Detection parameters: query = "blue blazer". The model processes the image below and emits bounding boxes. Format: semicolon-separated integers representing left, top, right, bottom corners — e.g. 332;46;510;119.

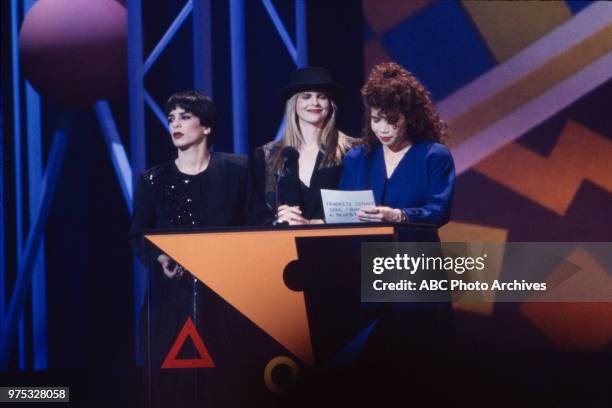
340;142;455;238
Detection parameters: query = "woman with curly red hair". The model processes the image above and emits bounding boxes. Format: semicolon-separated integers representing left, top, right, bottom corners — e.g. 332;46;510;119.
340;62;455;241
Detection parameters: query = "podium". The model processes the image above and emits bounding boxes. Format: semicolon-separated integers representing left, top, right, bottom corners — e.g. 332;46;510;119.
139;223;449;407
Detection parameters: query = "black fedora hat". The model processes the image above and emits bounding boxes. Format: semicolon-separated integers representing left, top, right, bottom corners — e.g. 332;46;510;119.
280;66;342;101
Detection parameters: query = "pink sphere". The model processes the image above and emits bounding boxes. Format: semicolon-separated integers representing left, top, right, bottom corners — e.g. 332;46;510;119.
19;0;127;108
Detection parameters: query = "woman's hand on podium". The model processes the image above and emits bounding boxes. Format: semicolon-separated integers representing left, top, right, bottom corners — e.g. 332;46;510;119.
157;254;185;279
276;205;309;225
357;206;404;223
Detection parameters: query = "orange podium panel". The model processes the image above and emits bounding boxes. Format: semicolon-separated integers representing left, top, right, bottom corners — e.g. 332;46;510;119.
145;225;394;367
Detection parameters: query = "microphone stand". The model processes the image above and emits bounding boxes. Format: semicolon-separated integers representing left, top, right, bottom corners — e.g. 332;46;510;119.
273;165;289;226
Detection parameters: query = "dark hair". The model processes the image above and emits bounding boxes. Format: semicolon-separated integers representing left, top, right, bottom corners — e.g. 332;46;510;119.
165;90;218;144
360;62;447;150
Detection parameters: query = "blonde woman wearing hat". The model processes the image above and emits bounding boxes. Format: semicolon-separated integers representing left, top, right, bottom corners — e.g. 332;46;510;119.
249;66;355;225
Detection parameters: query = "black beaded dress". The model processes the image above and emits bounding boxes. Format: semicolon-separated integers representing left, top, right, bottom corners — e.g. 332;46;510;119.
129;152;247;408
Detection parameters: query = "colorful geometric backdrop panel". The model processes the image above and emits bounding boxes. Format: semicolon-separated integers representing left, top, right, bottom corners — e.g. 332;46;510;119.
364;0;612;352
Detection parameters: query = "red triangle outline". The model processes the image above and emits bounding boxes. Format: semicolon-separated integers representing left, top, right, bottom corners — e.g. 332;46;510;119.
161;317;215;369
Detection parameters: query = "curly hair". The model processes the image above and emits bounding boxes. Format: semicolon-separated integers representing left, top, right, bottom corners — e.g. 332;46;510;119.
360;62;447;149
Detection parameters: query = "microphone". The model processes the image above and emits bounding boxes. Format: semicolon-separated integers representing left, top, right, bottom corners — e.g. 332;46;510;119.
275;147;302;222
281;146;300;169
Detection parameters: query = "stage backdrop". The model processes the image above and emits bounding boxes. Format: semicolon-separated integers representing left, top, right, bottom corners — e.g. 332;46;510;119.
363;0;612;353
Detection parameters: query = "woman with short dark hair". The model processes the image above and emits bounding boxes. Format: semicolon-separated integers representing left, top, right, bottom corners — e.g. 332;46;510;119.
129;90;247;407
131;90;247;273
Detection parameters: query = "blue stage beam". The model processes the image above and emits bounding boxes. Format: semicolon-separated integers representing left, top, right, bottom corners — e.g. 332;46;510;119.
144;91;168;131
193;0;213;96
24;0;48;370
128;0;147;367
262;0;297;65
296;0;307;68
94;102;134;213
272;0;307;142
0;64;5;342
25;82;47;371
128;0;146;184
0;116;72;372
10;0;26;371
5;0;24;341
230;0;248;154
143;0;193;75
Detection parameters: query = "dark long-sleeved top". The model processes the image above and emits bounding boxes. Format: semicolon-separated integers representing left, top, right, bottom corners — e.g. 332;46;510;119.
128;152;248;407
130;152;248;263
340;141;455;241
248;142;345;225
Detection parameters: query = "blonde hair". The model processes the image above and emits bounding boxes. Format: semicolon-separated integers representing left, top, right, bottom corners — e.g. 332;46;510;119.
273;92;349;173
